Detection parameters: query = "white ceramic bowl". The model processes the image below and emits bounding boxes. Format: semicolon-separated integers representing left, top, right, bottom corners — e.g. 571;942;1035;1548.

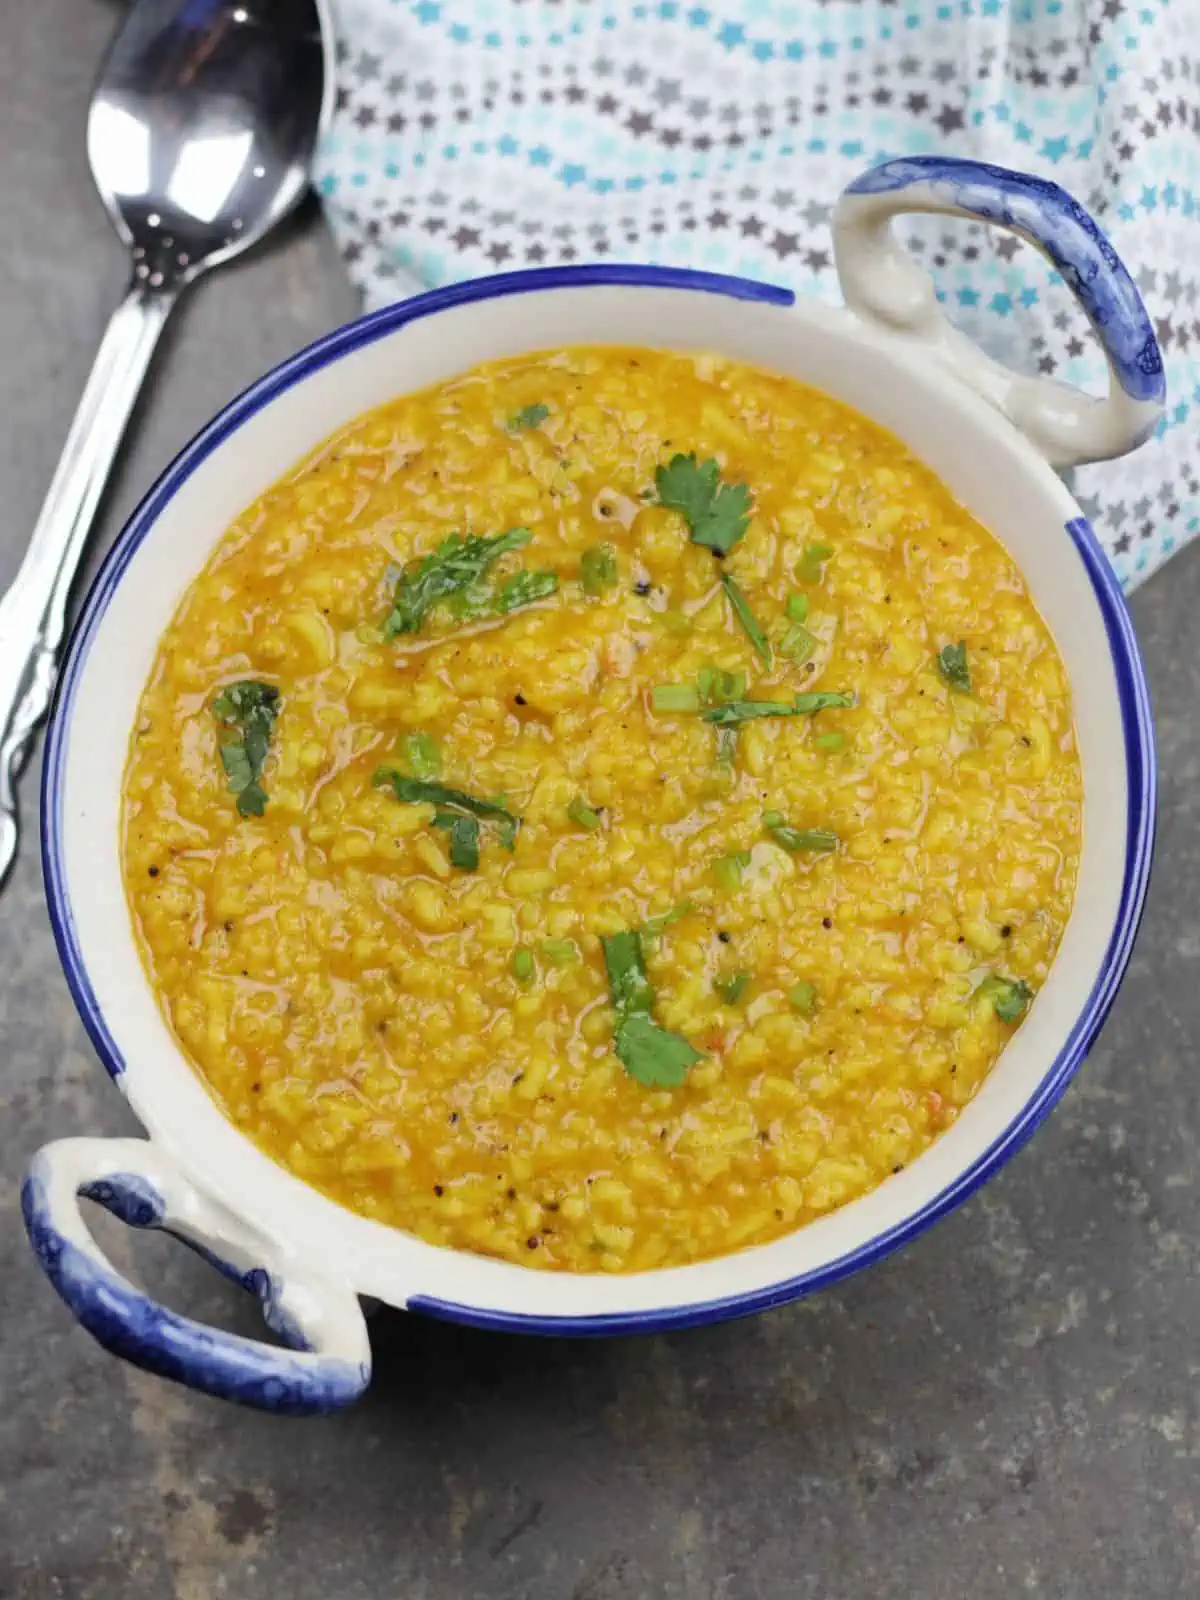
23;158;1162;1414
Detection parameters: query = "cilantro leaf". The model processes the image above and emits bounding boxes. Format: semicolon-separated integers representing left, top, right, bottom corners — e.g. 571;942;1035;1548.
763;817;838;854
791;691;856;715
600;928;702;1088
977;974;1033;1024
698;481;753;555
614;1012;702;1088
699;698;797;725
508;403;550;431
700;691;854;726
374;769;519;870
655;452;752;557
495;569;559;613
719;572;772;669
432;810;481;871
235;781;268;818
383;527;531;637
374;770;517;825
937;641;971;693
211;681;280;818
655;452;719;526
601;929;656;1014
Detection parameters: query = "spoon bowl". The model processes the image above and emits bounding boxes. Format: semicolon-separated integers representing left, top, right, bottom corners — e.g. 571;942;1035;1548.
89;0;331;290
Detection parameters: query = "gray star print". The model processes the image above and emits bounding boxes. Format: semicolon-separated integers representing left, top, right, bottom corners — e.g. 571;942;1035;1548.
317;0;1196;590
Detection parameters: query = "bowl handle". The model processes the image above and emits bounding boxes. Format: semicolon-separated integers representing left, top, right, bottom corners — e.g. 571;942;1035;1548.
831;156;1165;469
22;1136;371;1415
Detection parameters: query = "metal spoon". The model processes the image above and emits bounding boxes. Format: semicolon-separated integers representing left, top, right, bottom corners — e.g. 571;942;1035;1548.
0;0;332;888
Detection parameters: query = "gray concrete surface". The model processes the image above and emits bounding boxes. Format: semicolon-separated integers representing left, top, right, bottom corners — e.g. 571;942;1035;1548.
2;4;1198;1597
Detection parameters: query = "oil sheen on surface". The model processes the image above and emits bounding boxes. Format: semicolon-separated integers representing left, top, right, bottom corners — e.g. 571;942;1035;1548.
121;346;1082;1272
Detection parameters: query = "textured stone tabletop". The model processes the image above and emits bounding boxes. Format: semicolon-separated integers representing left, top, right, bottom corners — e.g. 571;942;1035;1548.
2;6;1198;1597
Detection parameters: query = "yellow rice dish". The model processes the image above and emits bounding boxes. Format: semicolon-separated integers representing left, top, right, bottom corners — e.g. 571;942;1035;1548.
122;346;1081;1272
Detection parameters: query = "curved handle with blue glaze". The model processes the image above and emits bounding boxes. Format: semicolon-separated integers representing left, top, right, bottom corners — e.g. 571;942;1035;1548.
22;1137;371;1415
832;156;1165;469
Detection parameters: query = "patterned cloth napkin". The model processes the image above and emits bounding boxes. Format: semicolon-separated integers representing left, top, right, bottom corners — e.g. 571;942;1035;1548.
315;0;1199;591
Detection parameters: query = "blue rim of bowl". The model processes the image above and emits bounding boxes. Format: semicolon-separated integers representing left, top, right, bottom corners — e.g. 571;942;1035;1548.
41;266;1155;1340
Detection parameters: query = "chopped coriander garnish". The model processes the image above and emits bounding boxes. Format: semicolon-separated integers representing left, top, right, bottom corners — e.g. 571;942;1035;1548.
211;681;280;817
613;1010;702;1088
720;571;772;669
977;973;1033;1023
509;402;550;431
764;814;838;854
602;930;655;1013
655;453;753;557
714;970;750;1005
400;730;441;780
815;730;846;753
792;690;854;715
786;593;809;623
702;698;798;724
700;691;854;726
601;929;702;1088
789;980;819;1015
432;810;480;871
651;683;702;713
796;542;834;583
511;947;535;982
495;569;558;613
713;849;751;892
642;902;693;940
383;527;531;637
373;769;519;864
937;641;971;694
580;542;619;595
373;771;516;826
443;584;492;623
567;795;602;831
540;937;579;964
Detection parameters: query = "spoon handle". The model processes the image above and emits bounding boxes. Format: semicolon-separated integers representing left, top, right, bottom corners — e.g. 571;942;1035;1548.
0;277;179;889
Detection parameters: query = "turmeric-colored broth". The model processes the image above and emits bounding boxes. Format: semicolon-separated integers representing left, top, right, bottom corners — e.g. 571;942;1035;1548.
122;347;1081;1271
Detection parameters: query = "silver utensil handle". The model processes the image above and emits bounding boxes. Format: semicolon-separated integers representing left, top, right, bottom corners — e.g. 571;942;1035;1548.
0;278;178;887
